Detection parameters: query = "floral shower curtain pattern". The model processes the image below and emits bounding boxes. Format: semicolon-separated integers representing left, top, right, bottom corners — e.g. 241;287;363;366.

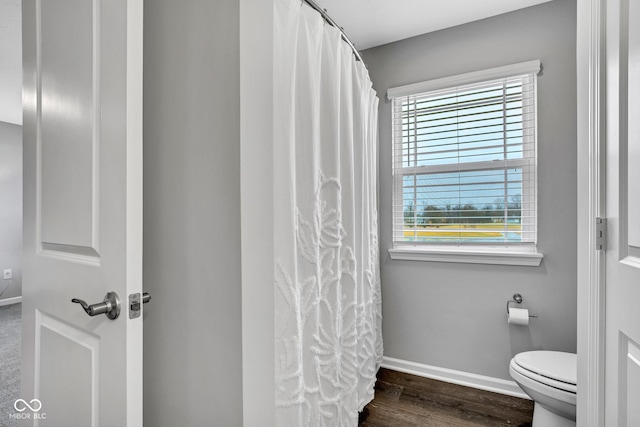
274;0;382;425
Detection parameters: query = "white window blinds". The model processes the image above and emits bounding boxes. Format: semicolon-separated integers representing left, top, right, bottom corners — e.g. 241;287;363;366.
390;64;538;247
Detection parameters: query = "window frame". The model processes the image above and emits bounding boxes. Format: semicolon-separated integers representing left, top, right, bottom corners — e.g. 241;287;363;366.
387;61;543;266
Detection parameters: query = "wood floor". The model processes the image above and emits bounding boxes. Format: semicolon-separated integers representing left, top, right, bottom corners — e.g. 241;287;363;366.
360;368;534;427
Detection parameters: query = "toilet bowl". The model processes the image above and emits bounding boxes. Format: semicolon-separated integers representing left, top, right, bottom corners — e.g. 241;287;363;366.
509;351;577;427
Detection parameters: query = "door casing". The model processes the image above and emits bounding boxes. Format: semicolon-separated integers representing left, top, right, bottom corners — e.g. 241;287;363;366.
577;0;606;425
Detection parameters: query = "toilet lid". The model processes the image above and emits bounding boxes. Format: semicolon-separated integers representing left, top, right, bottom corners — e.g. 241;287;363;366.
513;351;577;386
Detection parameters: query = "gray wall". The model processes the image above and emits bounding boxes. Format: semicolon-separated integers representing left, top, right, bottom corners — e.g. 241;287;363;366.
142;1;242;425
240;0;275;424
362;0;577;380
0;121;22;301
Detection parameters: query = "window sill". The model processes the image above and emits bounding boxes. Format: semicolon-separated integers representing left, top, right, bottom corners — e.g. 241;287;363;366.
388;246;543;267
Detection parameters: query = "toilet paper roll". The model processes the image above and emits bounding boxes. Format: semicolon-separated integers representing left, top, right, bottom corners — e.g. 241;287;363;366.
507;307;530;326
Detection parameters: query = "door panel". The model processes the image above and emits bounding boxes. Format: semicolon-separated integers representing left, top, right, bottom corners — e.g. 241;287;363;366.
39;0;99;260
37;312;97;426
605;0;640;425
21;0;143;425
619;335;640;426
626;0;640;249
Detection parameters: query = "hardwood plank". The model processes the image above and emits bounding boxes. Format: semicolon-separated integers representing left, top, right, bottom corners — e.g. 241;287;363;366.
360;368;533;427
373;380;403;403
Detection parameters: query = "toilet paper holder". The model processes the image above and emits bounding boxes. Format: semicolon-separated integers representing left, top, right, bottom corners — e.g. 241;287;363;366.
506;293;538;318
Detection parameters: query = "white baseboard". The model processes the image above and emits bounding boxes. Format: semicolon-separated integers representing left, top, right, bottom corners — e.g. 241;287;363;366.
381;356;530;400
0;296;22;307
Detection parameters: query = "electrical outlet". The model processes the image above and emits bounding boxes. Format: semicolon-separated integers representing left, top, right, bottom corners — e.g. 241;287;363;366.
3;269;12;280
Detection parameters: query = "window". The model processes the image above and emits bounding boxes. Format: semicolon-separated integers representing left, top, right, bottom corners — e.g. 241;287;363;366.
387;61;543;266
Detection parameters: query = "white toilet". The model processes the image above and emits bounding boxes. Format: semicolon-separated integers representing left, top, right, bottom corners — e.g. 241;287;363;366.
509;351;577;427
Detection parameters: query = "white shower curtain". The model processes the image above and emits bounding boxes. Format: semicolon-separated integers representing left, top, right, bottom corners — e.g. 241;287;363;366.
274;0;382;425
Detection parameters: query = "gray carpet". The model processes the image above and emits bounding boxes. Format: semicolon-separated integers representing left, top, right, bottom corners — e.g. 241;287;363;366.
0;303;21;427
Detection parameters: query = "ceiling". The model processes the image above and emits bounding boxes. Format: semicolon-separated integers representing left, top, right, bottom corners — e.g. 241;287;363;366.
0;0;553;126
314;0;554;51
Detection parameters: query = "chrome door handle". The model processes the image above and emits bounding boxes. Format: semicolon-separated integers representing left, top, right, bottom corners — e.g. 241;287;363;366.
71;291;121;320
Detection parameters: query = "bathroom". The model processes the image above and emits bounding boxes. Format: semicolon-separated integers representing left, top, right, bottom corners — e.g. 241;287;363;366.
145;0;637;423
2;0;638;425
356;0;577;424
363;0;576;383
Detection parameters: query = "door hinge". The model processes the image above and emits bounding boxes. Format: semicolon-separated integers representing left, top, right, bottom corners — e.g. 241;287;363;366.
596;217;607;251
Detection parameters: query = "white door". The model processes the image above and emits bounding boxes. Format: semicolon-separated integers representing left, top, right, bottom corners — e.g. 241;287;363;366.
20;0;143;425
604;0;640;425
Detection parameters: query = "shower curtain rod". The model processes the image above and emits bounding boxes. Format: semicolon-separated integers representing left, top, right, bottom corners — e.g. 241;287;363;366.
302;0;365;65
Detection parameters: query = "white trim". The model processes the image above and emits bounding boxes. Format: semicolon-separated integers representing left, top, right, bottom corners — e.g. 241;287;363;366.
388;246;543;266
576;0;606;426
0;296;22;307
381;356;530;400
125;0;144;425
395;158;531;176
387;60;541;100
